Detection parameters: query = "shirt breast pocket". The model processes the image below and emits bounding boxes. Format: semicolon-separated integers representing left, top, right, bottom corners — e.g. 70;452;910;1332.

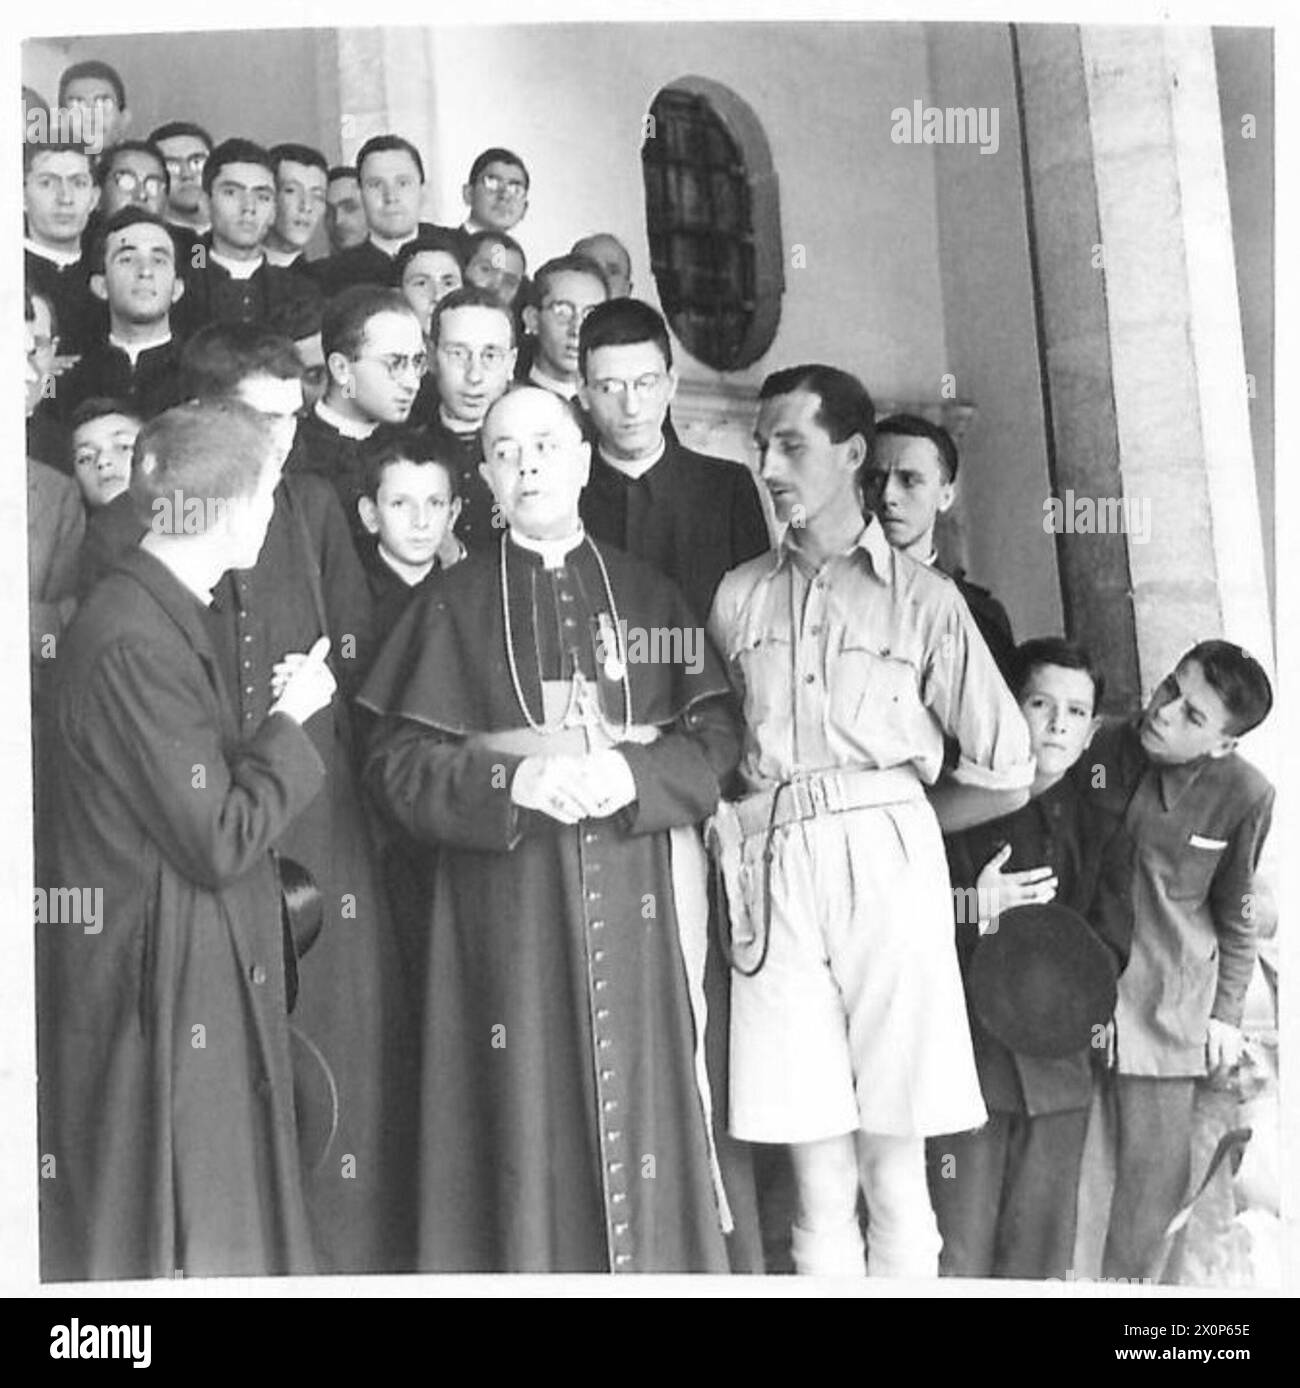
733;633;792;731
1164;835;1228;901
831;643;919;730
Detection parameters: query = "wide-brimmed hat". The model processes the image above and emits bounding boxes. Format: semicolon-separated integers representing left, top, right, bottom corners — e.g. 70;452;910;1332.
968;902;1119;1058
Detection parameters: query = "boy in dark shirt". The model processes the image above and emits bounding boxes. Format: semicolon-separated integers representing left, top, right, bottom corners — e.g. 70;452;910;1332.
1075;640;1274;1280
356;429;464;650
929;637;1133;1279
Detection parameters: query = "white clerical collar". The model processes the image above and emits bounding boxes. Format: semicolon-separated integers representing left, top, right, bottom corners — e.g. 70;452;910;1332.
378;544;435;587
438;406;479;437
25;236;81;269
315;398;378;440
528;363;579;401
210;248;264;279
369;230;416;258
264;244;301;268
110;330;171;366
510;525;585;570
598;437;666;480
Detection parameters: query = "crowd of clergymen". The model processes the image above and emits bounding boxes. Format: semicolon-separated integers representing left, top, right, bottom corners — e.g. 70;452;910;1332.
25;61;1276;1285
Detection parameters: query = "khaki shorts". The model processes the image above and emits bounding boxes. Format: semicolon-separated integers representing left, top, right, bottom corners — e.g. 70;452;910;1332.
728;798;986;1143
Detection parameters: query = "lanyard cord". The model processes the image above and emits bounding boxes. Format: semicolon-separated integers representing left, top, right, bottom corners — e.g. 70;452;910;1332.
500;532;632;738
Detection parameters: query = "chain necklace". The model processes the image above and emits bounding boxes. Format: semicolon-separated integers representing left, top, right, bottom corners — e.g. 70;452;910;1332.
500;531;632;737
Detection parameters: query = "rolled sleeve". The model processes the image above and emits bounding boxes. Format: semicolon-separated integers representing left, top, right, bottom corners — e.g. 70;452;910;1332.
925;594;1034;791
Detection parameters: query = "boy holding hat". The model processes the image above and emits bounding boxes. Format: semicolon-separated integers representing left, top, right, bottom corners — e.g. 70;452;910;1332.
928;637;1134;1280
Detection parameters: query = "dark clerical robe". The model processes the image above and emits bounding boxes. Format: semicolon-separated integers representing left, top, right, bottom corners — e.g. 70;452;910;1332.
57;336;187;422
422;416;500;555
37;548;324;1280
25;247;99;356
69;474;415;1274
309;223;458;297
580;440;770;626
284;407;375;560
360;535;741;1272
175;253;322;343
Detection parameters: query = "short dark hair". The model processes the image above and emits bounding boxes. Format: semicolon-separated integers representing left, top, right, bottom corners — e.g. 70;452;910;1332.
149;120;214;152
578;298;672;379
875;413;959;483
467;147;529;189
759;364;877;456
202;137;274;195
129;399;274;531
23;139;93;176
96;139;169;190
1180;640;1273;737
359;429;458;501
327;164;357;186
396;229;465;280
59;60;126;111
463;228;526;271
1010;637;1105;715
90;206;176;275
532;253;609;304
269;143;329;180
430;285;517;350
322;285;418;361
180;323;304;399
70;396;142;432
356;134;425;184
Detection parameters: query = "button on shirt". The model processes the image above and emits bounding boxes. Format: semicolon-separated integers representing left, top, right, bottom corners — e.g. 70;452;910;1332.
708;519;1033;793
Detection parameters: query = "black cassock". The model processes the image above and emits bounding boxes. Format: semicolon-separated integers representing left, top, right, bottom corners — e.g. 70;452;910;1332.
37;549;324;1280
360;535;742;1272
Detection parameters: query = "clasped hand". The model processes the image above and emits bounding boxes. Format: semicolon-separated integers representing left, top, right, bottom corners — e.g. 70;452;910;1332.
511;751;637;825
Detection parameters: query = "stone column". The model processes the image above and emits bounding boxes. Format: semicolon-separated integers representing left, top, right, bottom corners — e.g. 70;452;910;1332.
1015;24;1271;714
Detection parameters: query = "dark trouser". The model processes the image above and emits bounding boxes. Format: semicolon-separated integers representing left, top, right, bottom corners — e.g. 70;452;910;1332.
1101;1074;1196;1280
927;1109;1090;1280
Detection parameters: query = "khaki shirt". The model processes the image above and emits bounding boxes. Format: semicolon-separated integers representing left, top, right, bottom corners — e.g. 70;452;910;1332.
709;520;1034;795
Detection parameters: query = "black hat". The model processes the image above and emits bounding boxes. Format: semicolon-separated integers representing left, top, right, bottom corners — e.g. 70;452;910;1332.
968;903;1118;1059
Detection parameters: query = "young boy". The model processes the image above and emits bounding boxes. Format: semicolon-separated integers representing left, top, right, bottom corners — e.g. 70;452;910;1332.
69;397;141;510
1078;641;1274;1281
37;399;336;1281
928;637;1134;1279
357;430;464;647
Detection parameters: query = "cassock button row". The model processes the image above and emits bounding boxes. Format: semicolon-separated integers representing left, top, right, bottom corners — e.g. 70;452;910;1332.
592;949;605;963
612;1192;626;1205
614;1254;632;1268
607;1130;622;1142
614;1221;629;1235
591;920;605;931
249;964;267;985
245;685;255;697
584;832;598;845
597;1038;613;1050
608;1160;623;1174
594;979;608;991
804;673;816;684
601;1069;615;1081
596;1008;610;1021
603;1099;617;1113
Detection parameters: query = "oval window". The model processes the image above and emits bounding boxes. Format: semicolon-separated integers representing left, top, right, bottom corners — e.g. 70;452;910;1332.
641;77;783;372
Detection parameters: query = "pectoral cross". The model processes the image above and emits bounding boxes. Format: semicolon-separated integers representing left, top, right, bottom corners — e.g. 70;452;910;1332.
565;670;614;751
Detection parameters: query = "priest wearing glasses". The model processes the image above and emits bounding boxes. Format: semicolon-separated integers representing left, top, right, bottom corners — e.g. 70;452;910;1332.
360;384;743;1273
